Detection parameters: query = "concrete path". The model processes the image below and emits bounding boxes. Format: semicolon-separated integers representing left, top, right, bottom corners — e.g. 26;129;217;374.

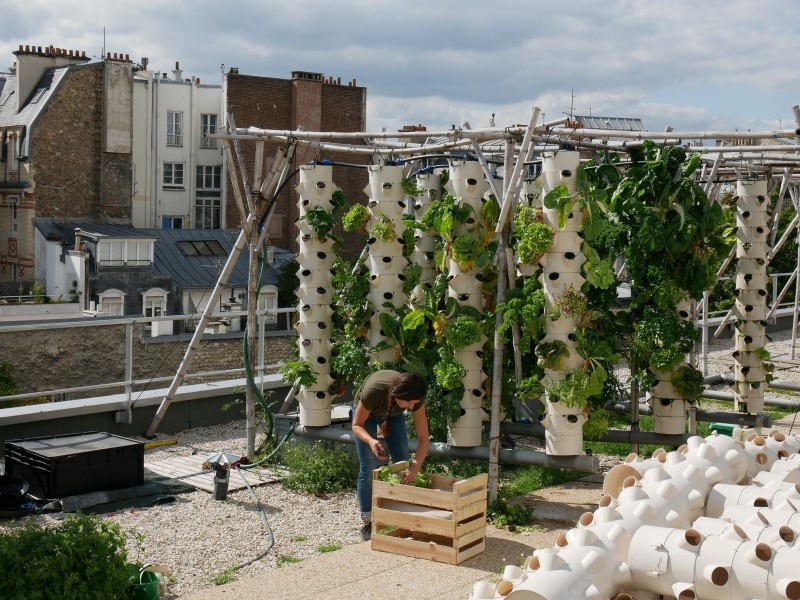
183;475;605;600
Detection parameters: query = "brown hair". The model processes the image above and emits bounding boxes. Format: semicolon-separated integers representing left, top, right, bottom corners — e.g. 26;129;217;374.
389;372;427;401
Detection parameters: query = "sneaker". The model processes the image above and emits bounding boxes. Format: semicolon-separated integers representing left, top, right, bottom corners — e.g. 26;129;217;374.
360;522;372;541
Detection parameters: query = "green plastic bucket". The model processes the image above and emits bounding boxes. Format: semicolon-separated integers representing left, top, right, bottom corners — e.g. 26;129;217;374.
128;564;159;600
709;422;735;437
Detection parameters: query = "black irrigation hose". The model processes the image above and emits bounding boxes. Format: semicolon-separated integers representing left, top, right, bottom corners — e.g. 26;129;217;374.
232;467;275;569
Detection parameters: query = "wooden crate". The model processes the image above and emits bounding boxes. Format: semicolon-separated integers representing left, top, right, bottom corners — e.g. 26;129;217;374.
370;461;488;565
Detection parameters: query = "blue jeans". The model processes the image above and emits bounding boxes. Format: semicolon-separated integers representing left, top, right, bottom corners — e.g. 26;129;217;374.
352;402;410;522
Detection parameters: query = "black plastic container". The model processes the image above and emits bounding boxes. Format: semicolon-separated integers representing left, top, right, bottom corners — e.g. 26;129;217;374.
4;431;144;499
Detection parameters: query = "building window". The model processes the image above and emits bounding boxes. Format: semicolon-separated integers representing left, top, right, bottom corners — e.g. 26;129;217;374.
162;216;184;229
99;289;126;316
163;162;184;189
97;240;125;266
9;196;18;234
195;165;222;229
142;288;168;318
258;288;278;324
96;240;153;266
200;114;218;149
167;111;182;146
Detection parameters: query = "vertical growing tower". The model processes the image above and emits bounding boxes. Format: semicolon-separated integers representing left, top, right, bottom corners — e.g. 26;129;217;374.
445;160;490;447
294;164;337;426
538;151;588;455
365;164;409;364
733;179;771;414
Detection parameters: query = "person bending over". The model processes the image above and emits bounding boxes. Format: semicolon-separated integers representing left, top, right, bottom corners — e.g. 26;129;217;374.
351;370;429;541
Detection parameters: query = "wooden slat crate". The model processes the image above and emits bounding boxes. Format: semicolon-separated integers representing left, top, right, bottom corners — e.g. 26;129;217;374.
370;461;488;565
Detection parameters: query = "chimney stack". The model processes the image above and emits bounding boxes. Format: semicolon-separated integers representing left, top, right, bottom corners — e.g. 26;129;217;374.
173;61;182;81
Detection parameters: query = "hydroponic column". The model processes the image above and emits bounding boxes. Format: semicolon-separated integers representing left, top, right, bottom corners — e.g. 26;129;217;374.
647;298;692;434
409;170;442;304
539;151;587;456
733;179;771;414
365;164;408;364
445;159;489;447
294;164;336;426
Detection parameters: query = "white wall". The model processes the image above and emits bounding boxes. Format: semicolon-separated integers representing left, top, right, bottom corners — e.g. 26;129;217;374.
130;67;223;229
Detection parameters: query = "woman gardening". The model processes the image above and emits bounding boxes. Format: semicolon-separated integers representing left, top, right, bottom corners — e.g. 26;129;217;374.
351;370;429;541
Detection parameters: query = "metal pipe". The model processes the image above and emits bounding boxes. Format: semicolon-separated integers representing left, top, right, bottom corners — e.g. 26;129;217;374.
608;403;772;427
496;420;691;446
549;127;800;141
702;387;800;410
291;425;600;472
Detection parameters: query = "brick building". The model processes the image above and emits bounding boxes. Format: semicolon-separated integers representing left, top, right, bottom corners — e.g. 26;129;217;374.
224;70;368;254
0;44;134;289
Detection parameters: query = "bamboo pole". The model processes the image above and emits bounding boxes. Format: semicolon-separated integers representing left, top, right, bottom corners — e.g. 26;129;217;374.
495;107;541;234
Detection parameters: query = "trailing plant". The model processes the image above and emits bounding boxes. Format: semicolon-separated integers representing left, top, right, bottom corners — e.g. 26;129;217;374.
401;262;422;296
496;278;547;354
331;335;374;392
331;257;372;334
342;204;370;233
671;364;704;403
401;228;415;257
630;308;697;392
401;176;425;197
513;205;554;265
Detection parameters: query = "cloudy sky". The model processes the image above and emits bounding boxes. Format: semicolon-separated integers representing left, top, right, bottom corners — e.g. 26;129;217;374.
2;0;799;134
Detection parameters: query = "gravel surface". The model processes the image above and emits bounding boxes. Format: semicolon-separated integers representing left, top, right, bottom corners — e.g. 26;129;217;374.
3;329;799;597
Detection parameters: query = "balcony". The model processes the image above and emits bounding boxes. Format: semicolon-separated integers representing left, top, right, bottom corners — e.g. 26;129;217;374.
200;137;217;149
167;134;183;147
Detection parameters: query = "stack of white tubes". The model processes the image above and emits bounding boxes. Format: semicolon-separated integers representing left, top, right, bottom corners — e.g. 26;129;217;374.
365;164;408;364
445;160;490;447
537;151;587;455
469;431;800;599
294;164;337;426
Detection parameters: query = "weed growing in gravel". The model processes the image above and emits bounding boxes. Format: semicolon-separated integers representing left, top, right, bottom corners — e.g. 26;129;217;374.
212;566;238;585
276;555;303;567
317;542;342;553
293;535;308;542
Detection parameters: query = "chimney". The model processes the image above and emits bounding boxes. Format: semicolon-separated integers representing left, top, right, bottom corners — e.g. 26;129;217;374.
13;43;90;112
141;57;149;69
172;61;182;81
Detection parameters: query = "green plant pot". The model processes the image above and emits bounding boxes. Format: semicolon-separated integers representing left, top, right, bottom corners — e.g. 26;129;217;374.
128;564;159;600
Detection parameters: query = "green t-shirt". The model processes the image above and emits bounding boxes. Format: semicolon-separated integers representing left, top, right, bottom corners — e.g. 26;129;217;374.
355;370;425;417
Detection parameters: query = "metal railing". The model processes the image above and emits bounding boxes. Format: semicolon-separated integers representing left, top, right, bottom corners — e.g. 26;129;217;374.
0;307;297;408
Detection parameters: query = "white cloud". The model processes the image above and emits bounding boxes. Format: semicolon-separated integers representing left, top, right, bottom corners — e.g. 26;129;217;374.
2;0;798;134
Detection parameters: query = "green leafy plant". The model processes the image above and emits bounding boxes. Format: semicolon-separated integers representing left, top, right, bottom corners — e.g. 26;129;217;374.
376;466;433;488
401;263;422;296
0;513;131;599
342;204;370;233
452;234;482;270
546;367;607;410
278;441;357;494
535;339;570;370
444;315;482;349
212;566;238;585
276;555;303;567
433;349;466;390
513;205;554;265
671;364;704;403
317;543;342;553
300;206;337;239
369;213;397;242
401;177;425;197
553;286;588;319
280;358;317;388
